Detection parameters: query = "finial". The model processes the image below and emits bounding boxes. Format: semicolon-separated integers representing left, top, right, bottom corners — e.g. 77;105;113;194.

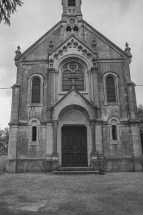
125;42;129;49
15;45;21;60
17;46;21;51
124;42;132;57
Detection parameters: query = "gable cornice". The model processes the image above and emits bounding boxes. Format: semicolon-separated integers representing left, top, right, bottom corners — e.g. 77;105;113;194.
82;20;131;59
16;21;61;62
50;34;96;56
54;88;96;109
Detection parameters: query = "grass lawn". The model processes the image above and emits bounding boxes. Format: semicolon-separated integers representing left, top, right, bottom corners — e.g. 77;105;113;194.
0;172;143;215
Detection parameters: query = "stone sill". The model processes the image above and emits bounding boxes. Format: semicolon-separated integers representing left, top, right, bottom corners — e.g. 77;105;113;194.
28;142;39;146
104;103;121;106
110;140;120;145
27;104;43;107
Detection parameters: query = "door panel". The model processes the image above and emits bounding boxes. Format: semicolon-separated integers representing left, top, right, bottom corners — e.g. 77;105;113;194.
62;126;87;167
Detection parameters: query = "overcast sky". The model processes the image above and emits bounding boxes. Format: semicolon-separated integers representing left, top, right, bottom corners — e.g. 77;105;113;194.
0;0;143;129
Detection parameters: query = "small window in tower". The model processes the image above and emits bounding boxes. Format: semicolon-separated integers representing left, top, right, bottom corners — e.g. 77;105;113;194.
73;26;79;33
66;26;72;32
32;126;37;141
112;125;117;140
68;0;76;6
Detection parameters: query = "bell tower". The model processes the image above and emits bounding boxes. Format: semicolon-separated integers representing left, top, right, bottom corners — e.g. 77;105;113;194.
62;0;82;21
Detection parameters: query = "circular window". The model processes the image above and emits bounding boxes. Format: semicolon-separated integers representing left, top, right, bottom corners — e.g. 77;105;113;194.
69;18;75;24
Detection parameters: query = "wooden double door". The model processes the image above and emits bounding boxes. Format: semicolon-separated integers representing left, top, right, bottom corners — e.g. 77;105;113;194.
62;126;88;167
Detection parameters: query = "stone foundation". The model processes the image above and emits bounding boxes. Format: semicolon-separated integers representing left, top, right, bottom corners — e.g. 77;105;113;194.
105;158;143;172
6;157;143;173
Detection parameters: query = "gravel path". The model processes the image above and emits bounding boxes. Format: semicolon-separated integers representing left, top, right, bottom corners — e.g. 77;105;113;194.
0;172;143;215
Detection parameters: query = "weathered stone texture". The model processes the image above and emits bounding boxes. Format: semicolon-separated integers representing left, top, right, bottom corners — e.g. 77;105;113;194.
7;0;143;173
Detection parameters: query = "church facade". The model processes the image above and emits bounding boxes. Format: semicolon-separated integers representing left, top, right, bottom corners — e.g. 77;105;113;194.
7;0;143;173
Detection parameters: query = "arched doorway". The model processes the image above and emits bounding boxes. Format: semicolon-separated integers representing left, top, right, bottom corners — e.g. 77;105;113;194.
59;108;89;167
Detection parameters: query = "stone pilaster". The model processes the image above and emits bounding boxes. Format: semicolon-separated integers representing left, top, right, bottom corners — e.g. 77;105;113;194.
91;67;100;118
127;81;136;120
87;70;92;102
52;121;59;157
10;84;20;123
6;125;19;173
90;120;97;156
55;70;59;103
51;120;59;170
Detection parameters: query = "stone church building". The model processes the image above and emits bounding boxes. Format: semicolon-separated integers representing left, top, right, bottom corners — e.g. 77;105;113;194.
7;0;143;173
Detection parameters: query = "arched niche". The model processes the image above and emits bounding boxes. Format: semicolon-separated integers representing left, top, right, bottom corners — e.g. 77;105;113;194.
61;109;86;126
58;104;90;124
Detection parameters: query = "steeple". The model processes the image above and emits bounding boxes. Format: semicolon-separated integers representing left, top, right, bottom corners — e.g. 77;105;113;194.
62;0;82;21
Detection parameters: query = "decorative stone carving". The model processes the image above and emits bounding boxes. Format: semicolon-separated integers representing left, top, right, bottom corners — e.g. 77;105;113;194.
51;36;95;61
70;111;78;121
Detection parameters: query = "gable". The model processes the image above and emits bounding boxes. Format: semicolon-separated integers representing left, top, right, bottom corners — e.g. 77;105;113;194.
82;20;129;59
17;19;130;63
53;89;96;120
49;35;96;68
19;22;63;62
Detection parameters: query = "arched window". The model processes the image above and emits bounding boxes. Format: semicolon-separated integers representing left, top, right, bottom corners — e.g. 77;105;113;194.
68;0;76;6
32;126;37;141
108;118;120;145
66;26;72;32
62;62;84;91
106;75;116;103
112;125;117;140
28;118;40;145
32;77;40;103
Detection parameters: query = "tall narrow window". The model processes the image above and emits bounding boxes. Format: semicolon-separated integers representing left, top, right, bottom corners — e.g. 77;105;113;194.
112;125;117;140
32;77;40;103
106;76;116;103
68;0;76;6
32;126;37;141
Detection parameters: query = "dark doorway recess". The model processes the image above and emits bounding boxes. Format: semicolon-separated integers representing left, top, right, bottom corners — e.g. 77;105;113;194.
62;126;88;167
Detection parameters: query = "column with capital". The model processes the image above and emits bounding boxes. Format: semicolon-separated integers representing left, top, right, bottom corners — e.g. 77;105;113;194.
52;120;59;157
87;70;92;102
91;67;100;118
90;120;97;156
55;70;59;103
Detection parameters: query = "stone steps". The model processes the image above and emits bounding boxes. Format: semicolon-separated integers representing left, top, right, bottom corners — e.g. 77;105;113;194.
52;167;100;175
52;170;99;175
